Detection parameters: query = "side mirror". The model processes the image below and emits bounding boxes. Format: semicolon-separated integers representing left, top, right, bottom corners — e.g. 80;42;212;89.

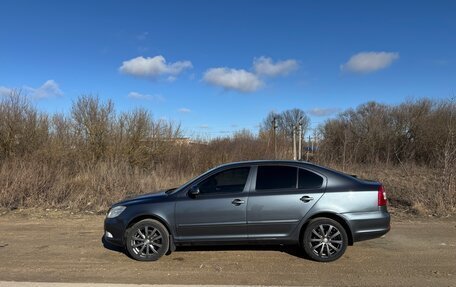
188;186;200;198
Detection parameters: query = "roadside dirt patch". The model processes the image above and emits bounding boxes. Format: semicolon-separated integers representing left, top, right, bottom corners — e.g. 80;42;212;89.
0;211;455;286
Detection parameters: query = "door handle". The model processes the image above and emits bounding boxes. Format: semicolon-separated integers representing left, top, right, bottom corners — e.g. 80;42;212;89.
232;199;245;206
300;195;314;203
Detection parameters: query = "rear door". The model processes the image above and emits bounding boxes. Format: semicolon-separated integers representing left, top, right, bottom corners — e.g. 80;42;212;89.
247;165;326;239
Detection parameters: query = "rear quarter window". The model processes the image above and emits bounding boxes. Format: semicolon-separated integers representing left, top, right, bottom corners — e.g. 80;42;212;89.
298;168;323;189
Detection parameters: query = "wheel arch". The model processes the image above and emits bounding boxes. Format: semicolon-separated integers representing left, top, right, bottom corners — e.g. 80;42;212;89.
300;212;354;246
126;214;173;239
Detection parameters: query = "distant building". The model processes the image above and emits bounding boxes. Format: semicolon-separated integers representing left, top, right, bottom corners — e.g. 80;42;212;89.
140;137;206;146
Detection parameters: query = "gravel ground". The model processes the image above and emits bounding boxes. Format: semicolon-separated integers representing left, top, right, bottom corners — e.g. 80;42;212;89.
0;210;455;286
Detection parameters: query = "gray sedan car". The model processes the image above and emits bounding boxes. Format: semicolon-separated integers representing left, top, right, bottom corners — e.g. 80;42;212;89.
104;160;390;262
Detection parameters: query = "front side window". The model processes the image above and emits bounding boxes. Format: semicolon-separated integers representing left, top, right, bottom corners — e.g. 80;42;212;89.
198;167;250;194
256;166;297;190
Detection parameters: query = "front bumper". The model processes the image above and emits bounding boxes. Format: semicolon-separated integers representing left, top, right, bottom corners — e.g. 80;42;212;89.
103;217;126;247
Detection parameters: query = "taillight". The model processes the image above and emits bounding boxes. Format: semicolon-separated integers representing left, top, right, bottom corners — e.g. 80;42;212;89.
378;185;387;206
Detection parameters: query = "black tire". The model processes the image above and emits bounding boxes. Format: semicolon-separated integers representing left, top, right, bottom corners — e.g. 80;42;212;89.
302;217;348;262
125;219;169;261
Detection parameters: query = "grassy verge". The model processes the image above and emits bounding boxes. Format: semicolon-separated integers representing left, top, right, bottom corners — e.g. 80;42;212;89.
1;159;454;216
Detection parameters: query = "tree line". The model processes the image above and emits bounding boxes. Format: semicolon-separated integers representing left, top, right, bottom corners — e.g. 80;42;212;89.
0;92;454;214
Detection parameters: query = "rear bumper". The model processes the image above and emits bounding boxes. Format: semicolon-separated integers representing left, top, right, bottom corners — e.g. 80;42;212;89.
343;209;391;242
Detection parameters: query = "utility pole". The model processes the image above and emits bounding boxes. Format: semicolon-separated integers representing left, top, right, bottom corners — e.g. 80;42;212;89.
342;129;347;171
313;129;318;161
306;135;311;161
292;125;297;160
311;135;314;158
298;117;303;160
271;117;277;159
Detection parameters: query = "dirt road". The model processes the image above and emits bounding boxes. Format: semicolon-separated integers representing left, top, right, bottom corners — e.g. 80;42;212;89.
0;210;455;286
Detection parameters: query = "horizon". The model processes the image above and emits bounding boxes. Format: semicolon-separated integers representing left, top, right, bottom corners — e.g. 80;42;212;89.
1;0;455;138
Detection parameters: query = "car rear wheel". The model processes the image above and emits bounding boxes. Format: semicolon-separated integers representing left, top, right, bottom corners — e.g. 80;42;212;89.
125;219;169;261
302;218;348;262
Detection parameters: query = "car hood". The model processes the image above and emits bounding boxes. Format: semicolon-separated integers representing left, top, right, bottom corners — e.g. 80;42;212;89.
114;188;176;206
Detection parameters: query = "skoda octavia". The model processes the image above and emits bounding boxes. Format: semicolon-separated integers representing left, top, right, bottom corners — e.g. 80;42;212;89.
104;160;390;262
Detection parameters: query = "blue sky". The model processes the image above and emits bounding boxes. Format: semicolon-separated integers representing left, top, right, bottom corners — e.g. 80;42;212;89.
1;0;455;137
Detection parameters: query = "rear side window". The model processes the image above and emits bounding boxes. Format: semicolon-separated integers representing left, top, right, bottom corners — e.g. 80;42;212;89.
298;169;323;189
256;166;297;190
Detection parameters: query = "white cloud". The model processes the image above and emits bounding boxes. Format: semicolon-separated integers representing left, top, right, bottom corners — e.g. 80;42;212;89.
178;108;191;113
128;91;164;102
0;80;63;99
341;52;399;74
253;57;299;76
308;108;341;117
199;124;210;129
203;68;262;93
25;80;63;99
203;56;298;93
137;32;149;41
137;46;150;52
119;55;193;79
0;86;13;97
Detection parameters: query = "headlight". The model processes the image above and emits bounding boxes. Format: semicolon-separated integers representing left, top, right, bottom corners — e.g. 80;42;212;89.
107;206;126;218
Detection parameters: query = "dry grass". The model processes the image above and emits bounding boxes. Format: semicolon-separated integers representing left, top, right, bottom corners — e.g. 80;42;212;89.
0;159;191;212
0;158;454;216
330;163;456;216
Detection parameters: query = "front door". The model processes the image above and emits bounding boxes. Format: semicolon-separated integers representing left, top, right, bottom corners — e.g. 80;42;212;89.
175;166;251;242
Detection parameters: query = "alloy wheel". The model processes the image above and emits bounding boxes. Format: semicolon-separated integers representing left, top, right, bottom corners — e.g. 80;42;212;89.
130;225;163;257
308;223;343;258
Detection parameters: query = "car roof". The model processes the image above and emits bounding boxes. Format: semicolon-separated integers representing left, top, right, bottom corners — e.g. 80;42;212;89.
217;160;315;168
216;160;354;182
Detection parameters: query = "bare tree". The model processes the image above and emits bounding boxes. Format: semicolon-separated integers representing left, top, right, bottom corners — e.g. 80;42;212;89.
71;95;115;162
0;91;48;159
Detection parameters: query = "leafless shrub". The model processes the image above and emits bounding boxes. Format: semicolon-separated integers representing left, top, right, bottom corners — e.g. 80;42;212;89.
71;95;115;162
0;91;48;160
0;93;454;215
317;98;456;215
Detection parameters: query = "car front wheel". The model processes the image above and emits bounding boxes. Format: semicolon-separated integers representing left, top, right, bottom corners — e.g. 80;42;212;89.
302;218;348;262
125;219;169;261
